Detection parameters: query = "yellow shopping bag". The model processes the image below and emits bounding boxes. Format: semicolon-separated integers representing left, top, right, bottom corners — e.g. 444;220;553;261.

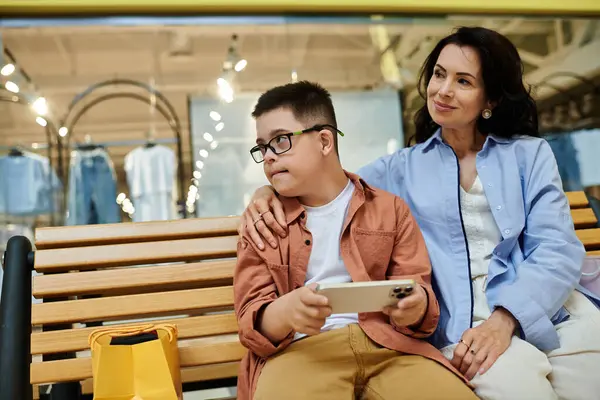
89;323;182;400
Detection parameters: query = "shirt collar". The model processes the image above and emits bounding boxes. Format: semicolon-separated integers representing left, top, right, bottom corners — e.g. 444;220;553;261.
485;134;511;144
421;128;511;152
281;170;373;225
421;128;443;152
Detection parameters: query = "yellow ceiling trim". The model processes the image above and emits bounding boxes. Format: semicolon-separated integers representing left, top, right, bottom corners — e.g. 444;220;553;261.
0;0;599;16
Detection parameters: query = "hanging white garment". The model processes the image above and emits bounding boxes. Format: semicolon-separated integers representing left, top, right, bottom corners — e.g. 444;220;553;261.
124;145;178;222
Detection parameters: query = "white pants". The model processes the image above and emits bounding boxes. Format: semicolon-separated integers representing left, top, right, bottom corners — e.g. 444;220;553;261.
441;291;600;400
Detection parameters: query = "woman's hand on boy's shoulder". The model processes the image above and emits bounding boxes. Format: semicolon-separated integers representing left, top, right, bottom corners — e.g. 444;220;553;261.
238;185;287;250
382;284;428;328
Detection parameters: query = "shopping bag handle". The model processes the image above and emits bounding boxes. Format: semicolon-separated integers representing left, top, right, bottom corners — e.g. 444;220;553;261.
89;323;175;346
582;265;600;278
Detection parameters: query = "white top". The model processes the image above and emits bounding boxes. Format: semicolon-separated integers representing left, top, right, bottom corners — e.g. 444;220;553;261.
460;176;503;326
294;180;358;340
124;145;176;197
124;145;178;222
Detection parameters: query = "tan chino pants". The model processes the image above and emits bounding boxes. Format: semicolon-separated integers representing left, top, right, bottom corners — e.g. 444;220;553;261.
254;324;476;400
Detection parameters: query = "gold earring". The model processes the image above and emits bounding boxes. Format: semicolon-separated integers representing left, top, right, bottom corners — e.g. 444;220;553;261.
482;109;492;119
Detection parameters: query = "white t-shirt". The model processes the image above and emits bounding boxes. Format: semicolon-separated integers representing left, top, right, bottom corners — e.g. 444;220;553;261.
294;180;358;340
124;145;178;222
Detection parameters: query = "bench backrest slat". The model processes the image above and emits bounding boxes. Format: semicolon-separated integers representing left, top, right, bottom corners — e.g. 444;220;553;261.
33;260;235;298
572;208;598;228
567;191;589;209
31;337;245;385
31;286;233;325
34;236;237;273
35;217;239;250
31;314;238;355
576;228;600;250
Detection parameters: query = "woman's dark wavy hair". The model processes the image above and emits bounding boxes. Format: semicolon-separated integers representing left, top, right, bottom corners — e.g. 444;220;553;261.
413;26;539;143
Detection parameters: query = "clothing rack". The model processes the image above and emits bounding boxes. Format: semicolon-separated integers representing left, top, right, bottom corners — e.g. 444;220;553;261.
0;143;50;151
59;80;187;219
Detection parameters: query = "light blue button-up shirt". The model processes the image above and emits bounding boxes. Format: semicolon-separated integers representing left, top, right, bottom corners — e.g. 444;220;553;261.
358;129;594;352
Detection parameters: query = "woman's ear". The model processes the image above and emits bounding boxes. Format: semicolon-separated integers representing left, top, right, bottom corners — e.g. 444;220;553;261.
318;129;335;156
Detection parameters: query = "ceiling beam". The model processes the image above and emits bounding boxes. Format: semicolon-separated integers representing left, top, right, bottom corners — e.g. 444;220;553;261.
526;36;600;100
395;26;424;62
369;21;402;88
570;20;595;48
554;19;565;51
497;18;525;34
518;48;545;66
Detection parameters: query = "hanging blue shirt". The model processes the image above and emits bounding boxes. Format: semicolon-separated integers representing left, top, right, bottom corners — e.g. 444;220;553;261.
358;129;593;352
0;153;61;216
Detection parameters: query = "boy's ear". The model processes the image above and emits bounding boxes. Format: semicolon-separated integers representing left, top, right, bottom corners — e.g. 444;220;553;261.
318;129;335;156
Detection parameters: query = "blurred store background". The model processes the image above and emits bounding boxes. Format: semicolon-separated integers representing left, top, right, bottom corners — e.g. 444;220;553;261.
2;16;599;228
1;4;600;399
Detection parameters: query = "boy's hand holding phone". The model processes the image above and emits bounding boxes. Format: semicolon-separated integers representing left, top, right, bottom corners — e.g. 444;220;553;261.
382;284;428;328
282;283;332;336
258;283;332;344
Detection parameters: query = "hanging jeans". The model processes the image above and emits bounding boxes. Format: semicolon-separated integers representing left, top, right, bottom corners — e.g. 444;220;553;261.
544;134;583;192
67;149;120;225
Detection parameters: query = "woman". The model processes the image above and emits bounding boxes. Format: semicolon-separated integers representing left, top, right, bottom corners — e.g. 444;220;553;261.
240;27;600;399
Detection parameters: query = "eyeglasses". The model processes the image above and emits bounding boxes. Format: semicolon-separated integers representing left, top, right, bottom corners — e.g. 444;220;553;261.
250;124;345;163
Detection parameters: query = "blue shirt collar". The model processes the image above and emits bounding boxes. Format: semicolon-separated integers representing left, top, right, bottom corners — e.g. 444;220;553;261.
421;128;443;151
421;128;511;152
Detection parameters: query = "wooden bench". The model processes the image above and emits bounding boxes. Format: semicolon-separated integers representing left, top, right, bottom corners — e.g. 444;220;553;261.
1;216;243;400
567;191;600;255
1;191;599;400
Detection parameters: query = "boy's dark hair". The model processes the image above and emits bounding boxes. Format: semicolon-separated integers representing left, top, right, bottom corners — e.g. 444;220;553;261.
252;81;339;152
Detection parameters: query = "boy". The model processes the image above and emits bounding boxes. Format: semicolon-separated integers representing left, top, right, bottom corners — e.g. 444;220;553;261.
234;81;475;400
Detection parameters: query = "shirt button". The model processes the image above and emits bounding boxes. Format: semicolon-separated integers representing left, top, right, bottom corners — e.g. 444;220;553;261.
504;229;511;235
305;239;311;246
496;205;502;210
487;183;493;188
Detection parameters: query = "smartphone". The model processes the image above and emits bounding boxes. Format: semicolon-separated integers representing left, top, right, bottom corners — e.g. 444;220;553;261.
315;279;416;314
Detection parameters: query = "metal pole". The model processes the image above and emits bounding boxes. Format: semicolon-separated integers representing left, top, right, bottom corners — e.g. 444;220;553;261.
0;235;34;400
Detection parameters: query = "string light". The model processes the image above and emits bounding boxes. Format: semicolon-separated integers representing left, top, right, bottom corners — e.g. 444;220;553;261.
4;81;19;93
234;59;247;72
32;97;48;116
1;63;15;76
209;111;221;121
